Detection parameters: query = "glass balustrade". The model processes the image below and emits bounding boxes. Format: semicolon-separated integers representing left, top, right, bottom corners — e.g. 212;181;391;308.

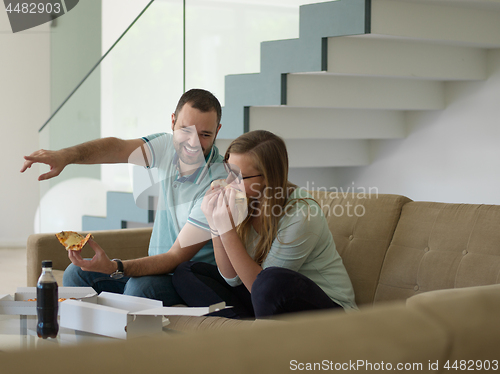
36;0;328;233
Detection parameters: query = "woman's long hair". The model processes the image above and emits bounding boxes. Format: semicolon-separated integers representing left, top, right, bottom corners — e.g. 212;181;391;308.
225;130;297;265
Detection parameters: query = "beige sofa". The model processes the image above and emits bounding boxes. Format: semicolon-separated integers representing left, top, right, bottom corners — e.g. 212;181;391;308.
3;192;499;372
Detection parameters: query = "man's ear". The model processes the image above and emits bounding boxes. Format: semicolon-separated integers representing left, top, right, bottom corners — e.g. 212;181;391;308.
171;113;176;132
215;123;222;138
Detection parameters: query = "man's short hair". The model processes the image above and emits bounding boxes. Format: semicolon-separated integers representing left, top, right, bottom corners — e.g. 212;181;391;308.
174;89;222;125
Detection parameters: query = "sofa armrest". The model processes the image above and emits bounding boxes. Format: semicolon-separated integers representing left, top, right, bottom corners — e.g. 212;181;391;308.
26;227;152;286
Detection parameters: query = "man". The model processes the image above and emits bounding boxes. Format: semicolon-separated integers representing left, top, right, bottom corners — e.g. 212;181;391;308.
21;89;228;306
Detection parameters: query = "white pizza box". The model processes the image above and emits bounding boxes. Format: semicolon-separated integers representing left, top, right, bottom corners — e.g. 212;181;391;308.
60;292;164;339
0;287;97;316
139;302;228;317
60;292;229;339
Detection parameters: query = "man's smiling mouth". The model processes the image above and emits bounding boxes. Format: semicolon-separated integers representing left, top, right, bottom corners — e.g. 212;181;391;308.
184;145;201;155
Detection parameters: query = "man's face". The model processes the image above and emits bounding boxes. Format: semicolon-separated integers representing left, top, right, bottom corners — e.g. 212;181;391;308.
171;103;221;168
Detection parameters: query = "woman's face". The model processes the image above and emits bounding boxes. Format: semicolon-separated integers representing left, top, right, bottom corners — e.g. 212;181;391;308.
226;153;265;199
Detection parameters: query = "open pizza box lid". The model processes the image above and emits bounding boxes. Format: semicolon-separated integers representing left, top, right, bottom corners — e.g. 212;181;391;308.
60;292;228;339
0;287;96;316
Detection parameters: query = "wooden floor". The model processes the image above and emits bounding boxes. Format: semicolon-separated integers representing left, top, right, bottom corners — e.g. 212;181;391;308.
0;248;27;296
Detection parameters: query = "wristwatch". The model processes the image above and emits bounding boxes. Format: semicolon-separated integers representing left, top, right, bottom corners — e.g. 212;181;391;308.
110;259;124;279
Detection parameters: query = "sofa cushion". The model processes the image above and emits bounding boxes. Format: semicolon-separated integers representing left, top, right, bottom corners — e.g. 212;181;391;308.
309;192;411;305
53;269;64;286
375;202;500;303
406;283;500;307
0;302;449;373
406;284;500;360
166;315;256;332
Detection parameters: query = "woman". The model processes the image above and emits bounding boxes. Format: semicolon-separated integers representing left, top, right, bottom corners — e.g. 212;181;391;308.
172;130;357;318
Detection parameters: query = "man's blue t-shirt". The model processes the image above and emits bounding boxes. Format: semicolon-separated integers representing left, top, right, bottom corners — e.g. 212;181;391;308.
141;132;227;264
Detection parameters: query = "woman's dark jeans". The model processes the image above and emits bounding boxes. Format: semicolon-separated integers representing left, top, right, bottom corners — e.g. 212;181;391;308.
172;261;342;319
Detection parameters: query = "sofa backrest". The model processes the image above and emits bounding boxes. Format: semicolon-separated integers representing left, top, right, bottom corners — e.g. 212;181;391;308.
308;191;411;306
374;201;500;304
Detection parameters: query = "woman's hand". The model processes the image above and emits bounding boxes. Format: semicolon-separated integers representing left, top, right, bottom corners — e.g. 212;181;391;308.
67;239;117;274
201;185;223;233
212;187;238;235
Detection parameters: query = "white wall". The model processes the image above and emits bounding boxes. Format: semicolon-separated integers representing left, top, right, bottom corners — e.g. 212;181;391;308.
335;49;500;205
0;12;50;247
289;167;339;190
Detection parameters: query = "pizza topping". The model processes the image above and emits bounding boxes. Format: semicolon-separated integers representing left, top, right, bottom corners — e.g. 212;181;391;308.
55;231;93;251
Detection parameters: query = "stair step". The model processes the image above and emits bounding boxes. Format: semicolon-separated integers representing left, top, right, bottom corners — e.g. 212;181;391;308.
219;0;370;140
370;0;500;48
220;0;500;138
222;73;280;139
215;138;370;168
286;74;444;110
248;107;405;139
259;0;369;75
326;36;487;81
82;191;151;231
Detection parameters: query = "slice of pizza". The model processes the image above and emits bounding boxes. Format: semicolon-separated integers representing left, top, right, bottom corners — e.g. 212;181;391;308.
55;231;93;251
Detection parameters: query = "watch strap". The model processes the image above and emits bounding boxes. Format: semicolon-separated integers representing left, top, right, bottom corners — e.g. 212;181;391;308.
110;259;124;279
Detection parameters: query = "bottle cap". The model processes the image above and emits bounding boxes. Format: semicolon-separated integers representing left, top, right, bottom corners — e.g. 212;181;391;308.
41;260;52;268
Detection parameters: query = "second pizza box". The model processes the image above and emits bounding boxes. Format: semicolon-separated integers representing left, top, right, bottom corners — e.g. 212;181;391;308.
0;287;97;316
60;292;164;339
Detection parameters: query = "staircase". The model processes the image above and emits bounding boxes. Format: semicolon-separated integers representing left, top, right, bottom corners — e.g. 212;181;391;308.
216;0;500;168
84;0;500;228
82;191;154;231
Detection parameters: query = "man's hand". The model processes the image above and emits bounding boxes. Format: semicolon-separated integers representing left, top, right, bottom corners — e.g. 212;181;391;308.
20;149;70;181
20;137;146;182
67;239;117;274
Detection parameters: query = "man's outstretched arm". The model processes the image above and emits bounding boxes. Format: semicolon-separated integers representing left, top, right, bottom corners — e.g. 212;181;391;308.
20;137;146;181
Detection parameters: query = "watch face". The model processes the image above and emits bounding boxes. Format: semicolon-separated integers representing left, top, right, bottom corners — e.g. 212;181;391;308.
110;272;124;280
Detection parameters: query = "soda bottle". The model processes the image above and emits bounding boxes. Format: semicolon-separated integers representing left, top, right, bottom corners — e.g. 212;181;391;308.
36;260;59;339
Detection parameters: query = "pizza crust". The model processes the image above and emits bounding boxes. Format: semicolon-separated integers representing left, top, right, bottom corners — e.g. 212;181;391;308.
55;231;93;251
